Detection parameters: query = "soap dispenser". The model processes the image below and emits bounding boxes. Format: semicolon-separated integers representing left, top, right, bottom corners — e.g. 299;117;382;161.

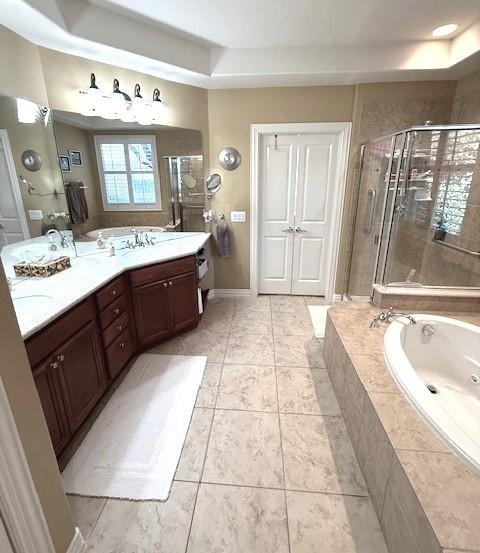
97;231;106;249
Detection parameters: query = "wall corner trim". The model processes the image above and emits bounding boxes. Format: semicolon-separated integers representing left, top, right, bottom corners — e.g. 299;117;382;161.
67;528;88;553
0;377;56;553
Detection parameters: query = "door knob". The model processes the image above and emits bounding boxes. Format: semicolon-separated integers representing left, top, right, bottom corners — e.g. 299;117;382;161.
163;282;168;287
281;227;294;233
50;361;58;370
169;281;173;286
295;226;307;233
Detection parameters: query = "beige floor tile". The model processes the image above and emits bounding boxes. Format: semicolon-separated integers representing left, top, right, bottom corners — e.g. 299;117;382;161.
187;483;289;553
272;310;314;336
271;295;308;313
280;414;367;495
230;309;273;334
224;333;275;365
217;364;278;411
303;296;330;305
276;366;340;415
235;295;271;313
176;329;228;363
287;490;388;553
175;408;214;482
274;335;324;367
87;481;197;553
203;409;284;488
67;495;106;540
195;363;222;408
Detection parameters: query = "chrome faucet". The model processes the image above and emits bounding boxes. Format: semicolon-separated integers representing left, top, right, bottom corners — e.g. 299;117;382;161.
46;228;72;249
370;307;416;328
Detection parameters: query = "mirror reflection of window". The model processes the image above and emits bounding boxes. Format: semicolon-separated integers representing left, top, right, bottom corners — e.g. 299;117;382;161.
432;129;480;236
94;135;161;211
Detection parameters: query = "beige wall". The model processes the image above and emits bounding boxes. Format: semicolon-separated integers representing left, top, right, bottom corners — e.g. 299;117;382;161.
0;261;75;552
207;85;356;289
451;69;480;123
207;81;457;292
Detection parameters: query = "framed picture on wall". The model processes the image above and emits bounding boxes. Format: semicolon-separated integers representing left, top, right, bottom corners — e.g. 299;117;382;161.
59;155;71;172
69;149;82;166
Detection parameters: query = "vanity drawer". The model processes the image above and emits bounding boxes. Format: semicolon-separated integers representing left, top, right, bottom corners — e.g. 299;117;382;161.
99;294;128;330
102;310;129;348
105;326;135;379
96;275;126;311
129;256;196;287
26;297;96;367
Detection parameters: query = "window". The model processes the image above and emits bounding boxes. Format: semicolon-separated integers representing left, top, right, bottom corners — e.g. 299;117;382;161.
432;129;480;235
94;135;162;211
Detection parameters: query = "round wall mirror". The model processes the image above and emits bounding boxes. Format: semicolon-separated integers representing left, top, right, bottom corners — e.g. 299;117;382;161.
21;149;43;172
206;173;222;196
219;147;241;171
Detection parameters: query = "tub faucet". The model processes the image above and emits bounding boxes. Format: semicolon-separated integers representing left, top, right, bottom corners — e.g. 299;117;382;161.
370;307;416;328
46;229;72;249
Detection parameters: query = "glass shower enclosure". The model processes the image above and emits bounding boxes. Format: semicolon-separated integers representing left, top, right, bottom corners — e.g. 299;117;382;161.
348;124;480;299
164;155;205;231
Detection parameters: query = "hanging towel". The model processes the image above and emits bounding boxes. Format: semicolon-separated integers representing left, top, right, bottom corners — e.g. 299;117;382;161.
65;181;89;224
216;219;231;257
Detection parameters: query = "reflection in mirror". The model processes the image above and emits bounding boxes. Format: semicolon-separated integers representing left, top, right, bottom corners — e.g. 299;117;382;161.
0;94;74;274
51;110;205;253
206;172;222;197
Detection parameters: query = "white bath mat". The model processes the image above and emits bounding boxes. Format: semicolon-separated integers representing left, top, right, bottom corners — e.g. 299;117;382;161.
308;305;332;338
62;353;206;501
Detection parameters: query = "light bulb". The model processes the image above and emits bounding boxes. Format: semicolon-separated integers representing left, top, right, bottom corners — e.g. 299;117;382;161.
17;98;38;123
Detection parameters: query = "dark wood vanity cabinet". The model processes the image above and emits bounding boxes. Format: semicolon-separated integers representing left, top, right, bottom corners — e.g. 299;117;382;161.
130;256;199;349
26;254;200;458
26;297;107;456
33;358;70;456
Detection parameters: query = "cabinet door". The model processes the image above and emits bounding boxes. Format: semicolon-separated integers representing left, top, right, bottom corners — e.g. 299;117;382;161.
33;358;71;456
167;272;199;334
57;321;106;433
132;280;171;348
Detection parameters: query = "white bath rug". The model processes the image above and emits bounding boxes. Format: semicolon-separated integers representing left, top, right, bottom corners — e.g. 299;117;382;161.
308;305;332;338
62;353;206;501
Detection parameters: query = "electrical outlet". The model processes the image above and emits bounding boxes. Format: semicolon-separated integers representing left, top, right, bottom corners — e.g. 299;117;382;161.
230;211;246;222
28;210;43;220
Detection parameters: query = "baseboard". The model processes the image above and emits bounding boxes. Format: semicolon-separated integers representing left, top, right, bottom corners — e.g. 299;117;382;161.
67;528;87;553
208;289;250;298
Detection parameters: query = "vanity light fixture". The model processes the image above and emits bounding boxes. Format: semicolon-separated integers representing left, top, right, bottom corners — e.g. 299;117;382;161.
432;23;458;37
79;74;163;125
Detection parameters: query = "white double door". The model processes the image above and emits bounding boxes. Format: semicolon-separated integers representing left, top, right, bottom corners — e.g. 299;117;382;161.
259;131;340;296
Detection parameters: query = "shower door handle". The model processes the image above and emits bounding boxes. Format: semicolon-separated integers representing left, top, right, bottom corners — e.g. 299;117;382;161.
365;188;376;234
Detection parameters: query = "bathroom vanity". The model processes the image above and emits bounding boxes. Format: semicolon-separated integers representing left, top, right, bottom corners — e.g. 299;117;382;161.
17;233;209;458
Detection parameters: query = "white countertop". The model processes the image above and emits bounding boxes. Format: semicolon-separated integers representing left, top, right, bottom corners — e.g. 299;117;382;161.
4;232;211;340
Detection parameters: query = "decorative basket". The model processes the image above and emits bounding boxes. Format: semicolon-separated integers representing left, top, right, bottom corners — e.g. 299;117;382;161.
13;256;71;278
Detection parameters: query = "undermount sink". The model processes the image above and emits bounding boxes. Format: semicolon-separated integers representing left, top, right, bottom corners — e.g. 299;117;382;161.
12;294;53;313
8;243;49;262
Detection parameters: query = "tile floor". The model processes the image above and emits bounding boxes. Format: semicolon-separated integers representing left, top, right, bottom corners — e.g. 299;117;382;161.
67;295;389;553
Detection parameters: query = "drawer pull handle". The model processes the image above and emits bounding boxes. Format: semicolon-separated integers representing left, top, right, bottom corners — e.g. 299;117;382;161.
113;308;120;315
115;325;123;332
111;289;117;296
50;361;58;370
57;354;65;362
119;342;126;349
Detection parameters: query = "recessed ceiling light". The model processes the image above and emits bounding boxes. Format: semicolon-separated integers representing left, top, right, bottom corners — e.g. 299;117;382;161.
432;23;458;38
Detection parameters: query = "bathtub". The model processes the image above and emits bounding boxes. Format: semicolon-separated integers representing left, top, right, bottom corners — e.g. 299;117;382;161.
384;314;480;474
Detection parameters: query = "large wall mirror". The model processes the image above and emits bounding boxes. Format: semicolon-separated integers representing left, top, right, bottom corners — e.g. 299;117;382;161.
0;94;73;270
52;110;206;248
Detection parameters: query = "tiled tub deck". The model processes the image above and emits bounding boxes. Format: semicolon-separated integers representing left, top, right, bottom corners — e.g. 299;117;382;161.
324;303;480;553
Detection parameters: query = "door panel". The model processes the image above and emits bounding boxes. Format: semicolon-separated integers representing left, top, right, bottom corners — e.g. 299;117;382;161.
292;134;339;295
168;272;198;334
132;280;171;348
57;321;106;433
259;135;297;294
